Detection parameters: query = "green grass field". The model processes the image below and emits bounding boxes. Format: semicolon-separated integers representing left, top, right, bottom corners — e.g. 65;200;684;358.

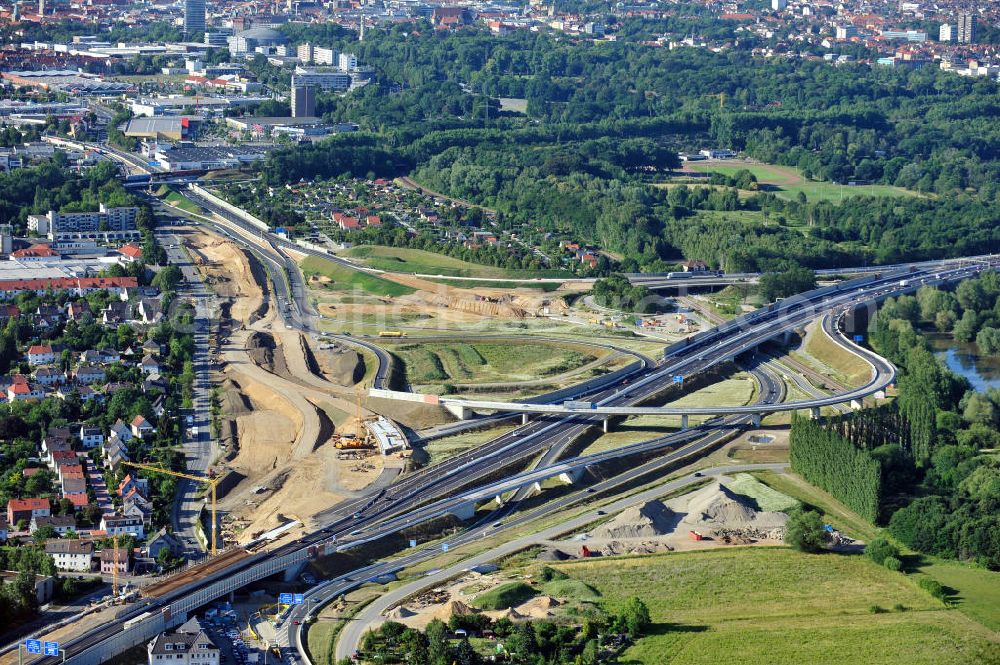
392;341;599;385
472;582;538;610
163;191;203;214
552;548;999;665
346;245;571;279
688;162;917;203
725;472;800;512
915;558;1000;632
301;255;415;297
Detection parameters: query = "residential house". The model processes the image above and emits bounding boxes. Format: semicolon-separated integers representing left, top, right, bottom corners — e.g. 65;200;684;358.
48;451;78;474
35;304;62;320
138;299;162;324
44;539;94;572
131;415;154;439
141;339;162;356
79;426;104;449
80;349;119;365
60;476;87;503
101;301;130;326
143;374;168;394
104;444;130;473
110;419;133;443
7;498;50;526
139;355;161;375
117;474;150;499
145;528;183;560
34;367;62;386
66;300;92;321
147;618;220;665
26;344;54;365
8;380;44;401
74;365;106;385
100;515;144;539
681;259;710;273
30;514;76;536
98;547;132;574
123;489;153;526
118;243;143;263
56;384;99;403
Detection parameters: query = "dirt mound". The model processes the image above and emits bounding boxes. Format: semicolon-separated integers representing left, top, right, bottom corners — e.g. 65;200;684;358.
247;332;276;370
316;342;365;386
388;606;415;620
515;596;559;618
686;484;758;525
675;482;789;530
433;600;475;621
220;378;252;416
488;607;524;621
592;500;677;540
537;548;573;561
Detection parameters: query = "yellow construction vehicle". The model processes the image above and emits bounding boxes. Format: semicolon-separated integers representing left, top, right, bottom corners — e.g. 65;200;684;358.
333;386;372;450
378;331;404;338
122;461;224;555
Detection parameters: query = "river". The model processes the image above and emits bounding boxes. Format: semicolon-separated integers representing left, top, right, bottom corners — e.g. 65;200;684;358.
928;333;1000;392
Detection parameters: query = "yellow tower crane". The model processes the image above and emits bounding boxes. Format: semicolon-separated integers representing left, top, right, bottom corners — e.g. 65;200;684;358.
122;461;223;556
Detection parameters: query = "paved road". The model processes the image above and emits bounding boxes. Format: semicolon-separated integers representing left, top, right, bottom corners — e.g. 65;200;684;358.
158;225;220;556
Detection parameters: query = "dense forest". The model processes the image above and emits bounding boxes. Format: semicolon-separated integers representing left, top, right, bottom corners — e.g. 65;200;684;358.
255;25;1000;272
791;273;1000;569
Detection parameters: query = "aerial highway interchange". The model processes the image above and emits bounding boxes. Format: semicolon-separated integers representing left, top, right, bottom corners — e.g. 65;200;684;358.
12;167;997;665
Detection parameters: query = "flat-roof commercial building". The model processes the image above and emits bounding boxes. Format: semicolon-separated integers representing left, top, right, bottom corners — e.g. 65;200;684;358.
124;116;200;141
0;70;131;95
153;143;270;172
131;96;269;118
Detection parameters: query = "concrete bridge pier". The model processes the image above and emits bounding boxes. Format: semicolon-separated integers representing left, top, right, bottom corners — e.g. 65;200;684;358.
810;406;821;420
850;399;863;410
750;413;762;428
783;329;793;345
522;413;530;425
557;468;585;484
680;414;689;430
602;418;610;433
444;403;470;420
450;501;478;521
283;561;307;583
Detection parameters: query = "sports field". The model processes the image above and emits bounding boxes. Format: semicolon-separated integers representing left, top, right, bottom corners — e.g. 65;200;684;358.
687;162;917;203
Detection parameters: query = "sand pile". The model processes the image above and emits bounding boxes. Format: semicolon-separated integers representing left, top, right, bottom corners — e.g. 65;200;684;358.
537;548;573;561
487;607;524;622
434;600;475;621
592;500;677;540
515;596;559;618
672;482;789;530
388;606;415;620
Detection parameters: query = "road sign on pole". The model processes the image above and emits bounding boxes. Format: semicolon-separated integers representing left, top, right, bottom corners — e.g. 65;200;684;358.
43;642;59;657
673;375;684;384
293;594;305;605
853;335;864;342
279;593;293;604
409;539;417;548
25;640;41;655
442;543;449;552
